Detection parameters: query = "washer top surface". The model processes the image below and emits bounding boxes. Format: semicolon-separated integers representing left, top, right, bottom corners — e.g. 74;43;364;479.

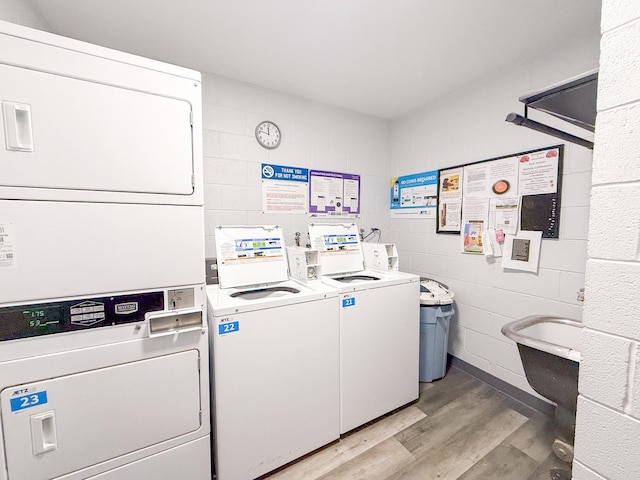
207;279;338;316
308;223;418;292
320;268;418;293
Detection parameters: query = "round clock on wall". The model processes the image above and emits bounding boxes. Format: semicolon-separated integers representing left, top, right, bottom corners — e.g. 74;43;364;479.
255;120;281;149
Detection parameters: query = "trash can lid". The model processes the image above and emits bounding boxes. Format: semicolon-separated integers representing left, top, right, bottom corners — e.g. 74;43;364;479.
420;278;454;305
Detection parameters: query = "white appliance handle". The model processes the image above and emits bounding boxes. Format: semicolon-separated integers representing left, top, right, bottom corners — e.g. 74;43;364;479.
30;410;58;455
2;101;34;152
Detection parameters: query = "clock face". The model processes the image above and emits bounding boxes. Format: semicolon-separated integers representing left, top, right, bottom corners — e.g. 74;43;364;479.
255;121;281;149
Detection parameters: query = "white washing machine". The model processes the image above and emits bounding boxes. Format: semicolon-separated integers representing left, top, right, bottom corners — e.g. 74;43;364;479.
0;21;210;480
308;223;420;434
208;226;340;480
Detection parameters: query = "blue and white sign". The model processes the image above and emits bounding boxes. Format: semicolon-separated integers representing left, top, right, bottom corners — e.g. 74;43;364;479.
261;163;309;214
10;391;48;412
390;170;438;218
218;321;240;335
261;164;309;182
342;297;356;308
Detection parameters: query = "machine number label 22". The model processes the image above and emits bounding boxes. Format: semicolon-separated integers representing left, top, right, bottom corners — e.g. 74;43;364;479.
342;298;356;308
218;321;240;335
10;391;48;412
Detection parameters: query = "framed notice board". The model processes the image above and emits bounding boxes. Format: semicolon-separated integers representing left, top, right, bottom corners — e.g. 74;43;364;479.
436;145;563;239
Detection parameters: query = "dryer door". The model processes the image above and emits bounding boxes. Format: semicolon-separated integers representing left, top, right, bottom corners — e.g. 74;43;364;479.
0;350;202;480
0;64;194;198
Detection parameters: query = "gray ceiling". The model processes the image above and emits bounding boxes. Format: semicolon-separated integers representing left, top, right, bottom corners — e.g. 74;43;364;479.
34;0;602;119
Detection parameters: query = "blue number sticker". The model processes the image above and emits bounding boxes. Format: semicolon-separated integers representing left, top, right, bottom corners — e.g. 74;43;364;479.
342;297;356;308
218;321;239;335
10;391;48;412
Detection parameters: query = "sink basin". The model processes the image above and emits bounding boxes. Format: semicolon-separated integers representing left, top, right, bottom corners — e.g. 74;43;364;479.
501;315;582;409
502;315;582;476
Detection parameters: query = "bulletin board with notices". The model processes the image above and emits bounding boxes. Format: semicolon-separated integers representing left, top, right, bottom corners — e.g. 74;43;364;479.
436;145;564;246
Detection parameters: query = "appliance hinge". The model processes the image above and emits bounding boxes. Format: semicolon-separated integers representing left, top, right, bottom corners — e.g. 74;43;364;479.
190;110;193;127
191;174;196;188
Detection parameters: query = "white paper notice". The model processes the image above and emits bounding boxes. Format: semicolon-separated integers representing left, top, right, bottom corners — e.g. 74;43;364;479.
344;179;360;212
0;223;16;268
262;181;308;214
461;197;489;225
489;197;520;235
488;157;518;196
485;228;504;258
518;149;559;195
502;231;542;273
438;167;463;232
463;163;489;195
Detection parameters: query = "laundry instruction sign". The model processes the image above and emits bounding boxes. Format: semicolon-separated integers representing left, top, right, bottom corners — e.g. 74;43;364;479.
261;163;309;214
309;170;360;217
389;171;438;218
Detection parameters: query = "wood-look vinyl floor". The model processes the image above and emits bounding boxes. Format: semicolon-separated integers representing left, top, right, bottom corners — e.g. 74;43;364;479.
264;366;567;480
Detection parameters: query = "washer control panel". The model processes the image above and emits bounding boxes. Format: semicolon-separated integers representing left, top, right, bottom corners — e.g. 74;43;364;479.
0;291;164;341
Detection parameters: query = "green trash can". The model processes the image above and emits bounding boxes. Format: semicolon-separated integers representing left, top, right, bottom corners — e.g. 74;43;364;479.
419;279;455;382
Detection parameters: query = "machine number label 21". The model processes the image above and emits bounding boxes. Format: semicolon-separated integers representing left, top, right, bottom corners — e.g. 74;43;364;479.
218;321;240;335
10;391;48;412
342;297;356;308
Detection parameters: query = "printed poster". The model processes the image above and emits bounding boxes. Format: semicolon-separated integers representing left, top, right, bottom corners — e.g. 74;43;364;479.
438;167;463;232
261;164;309;214
390;170;438;218
309;170;360;217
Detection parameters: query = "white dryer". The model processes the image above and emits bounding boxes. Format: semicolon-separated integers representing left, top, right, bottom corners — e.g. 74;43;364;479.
308;223;420;434
0;289;211;480
208;225;339;480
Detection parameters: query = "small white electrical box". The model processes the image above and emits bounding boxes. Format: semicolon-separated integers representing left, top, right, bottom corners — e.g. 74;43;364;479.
361;243;399;271
286;246;322;283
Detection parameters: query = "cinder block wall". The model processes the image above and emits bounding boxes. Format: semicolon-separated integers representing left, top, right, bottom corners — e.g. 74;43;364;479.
200;74;392;257
389;29;600;398
573;2;640;479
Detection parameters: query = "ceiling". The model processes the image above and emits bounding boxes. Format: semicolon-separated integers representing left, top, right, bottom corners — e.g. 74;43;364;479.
33;0;601;119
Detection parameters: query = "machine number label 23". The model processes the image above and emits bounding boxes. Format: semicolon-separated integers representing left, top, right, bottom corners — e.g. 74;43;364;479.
10;391;48;412
218;321;240;335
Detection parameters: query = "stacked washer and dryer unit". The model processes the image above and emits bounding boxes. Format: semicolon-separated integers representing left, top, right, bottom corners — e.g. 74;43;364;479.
0;22;211;480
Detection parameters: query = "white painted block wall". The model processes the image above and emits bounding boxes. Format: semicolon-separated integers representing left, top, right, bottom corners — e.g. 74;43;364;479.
574;2;640;478
389;30;600;398
200;74;391;257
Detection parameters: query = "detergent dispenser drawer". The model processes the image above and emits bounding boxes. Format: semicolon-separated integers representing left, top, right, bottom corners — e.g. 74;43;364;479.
0;350;202;480
0;64;194;197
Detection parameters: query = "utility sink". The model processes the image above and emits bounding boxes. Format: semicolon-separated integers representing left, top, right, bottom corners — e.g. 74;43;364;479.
502;315;583;480
502;315;581;409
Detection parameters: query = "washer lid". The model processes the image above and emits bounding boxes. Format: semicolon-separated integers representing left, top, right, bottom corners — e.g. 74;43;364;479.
215;225;289;288
308;223;364;275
